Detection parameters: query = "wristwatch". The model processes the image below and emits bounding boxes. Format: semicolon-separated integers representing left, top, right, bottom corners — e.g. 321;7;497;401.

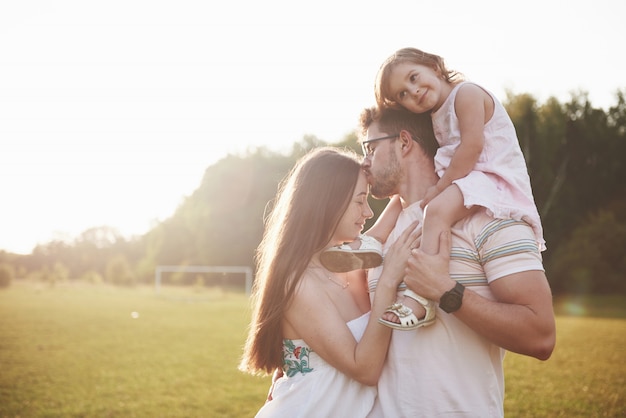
439;282;465;313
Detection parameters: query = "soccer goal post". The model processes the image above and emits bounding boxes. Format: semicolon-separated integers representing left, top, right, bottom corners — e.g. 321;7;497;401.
154;265;253;295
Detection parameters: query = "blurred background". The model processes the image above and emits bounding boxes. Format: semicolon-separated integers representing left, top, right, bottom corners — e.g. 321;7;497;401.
1;0;625;295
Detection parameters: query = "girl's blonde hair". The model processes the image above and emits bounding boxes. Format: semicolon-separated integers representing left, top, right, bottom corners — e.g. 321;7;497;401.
239;147;362;376
375;47;464;110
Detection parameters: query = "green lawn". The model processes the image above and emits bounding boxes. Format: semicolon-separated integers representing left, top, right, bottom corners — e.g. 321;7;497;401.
0;282;624;417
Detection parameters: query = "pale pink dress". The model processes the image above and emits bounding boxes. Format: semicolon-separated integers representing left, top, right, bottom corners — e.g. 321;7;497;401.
431;81;546;251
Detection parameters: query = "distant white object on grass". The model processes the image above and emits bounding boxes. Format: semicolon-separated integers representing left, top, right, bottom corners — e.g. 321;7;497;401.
130;311;140;319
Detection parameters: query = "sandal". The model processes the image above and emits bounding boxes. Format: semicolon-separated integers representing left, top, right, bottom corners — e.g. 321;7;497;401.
320;235;383;273
378;289;437;330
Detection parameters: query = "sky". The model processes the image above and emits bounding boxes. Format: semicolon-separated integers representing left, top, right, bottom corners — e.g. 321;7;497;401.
1;0;624;254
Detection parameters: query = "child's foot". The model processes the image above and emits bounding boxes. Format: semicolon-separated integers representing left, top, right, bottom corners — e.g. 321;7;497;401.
320;235;383;273
378;289;436;330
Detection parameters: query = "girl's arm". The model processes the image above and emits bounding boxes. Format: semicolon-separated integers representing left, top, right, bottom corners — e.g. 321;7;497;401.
364;194;402;244
436;83;488;191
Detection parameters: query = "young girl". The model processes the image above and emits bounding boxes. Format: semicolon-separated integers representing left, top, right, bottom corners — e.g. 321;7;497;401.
322;47;545;330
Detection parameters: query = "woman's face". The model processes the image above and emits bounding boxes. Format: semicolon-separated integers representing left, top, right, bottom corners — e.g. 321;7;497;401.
332;171;373;245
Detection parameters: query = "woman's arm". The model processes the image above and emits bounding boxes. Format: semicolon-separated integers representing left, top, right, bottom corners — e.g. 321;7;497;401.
285;222;420;385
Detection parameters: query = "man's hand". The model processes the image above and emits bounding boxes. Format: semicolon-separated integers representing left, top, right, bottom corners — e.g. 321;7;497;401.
405;231;455;301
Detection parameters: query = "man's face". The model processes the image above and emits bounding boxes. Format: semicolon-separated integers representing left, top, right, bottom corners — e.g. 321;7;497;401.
361;122;402;200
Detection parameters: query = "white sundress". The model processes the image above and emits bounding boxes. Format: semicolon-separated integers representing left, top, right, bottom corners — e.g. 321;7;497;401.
254;312;376;418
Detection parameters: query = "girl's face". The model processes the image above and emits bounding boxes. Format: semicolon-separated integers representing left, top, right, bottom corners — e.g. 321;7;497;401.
332;171;373;245
387;62;447;114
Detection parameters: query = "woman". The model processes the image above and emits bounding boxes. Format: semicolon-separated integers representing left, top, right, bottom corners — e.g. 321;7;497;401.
239;147;419;417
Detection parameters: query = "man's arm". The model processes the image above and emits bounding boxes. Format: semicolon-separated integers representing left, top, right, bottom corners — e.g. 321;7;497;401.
405;231;556;360
452;270;555;360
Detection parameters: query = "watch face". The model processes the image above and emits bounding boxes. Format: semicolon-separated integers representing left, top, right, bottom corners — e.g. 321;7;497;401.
440;283;464;313
443;293;462;310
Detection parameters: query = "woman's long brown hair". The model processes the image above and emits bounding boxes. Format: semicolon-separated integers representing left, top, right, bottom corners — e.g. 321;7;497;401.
239;147;362;375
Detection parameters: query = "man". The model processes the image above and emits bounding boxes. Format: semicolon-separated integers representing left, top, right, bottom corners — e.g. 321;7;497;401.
360;106;556;417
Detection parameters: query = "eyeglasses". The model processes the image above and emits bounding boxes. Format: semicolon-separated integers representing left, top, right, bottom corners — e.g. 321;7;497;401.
361;134;399;157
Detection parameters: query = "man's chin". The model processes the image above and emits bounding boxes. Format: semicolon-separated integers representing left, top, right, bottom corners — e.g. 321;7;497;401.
367;177;393;199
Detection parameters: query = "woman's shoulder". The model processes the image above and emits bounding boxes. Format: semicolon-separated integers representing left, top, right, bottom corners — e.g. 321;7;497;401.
289;267;336;312
282;268;329;339
293;267;326;293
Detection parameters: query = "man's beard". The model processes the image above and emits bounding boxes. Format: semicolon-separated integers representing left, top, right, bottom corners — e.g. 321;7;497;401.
368;152;401;199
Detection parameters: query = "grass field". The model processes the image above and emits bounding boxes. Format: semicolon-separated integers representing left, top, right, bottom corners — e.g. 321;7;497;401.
1;282;624;417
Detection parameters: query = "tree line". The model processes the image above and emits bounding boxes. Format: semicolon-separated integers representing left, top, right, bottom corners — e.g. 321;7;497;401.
1;90;625;294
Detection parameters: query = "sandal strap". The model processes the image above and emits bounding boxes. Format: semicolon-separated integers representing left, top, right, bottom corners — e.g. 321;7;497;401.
403;289;432;307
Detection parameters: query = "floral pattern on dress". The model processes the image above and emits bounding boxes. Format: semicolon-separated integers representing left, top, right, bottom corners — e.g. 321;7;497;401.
282;339;314;377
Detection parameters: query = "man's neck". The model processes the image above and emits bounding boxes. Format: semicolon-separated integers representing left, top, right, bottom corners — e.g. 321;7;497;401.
397;164;438;209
